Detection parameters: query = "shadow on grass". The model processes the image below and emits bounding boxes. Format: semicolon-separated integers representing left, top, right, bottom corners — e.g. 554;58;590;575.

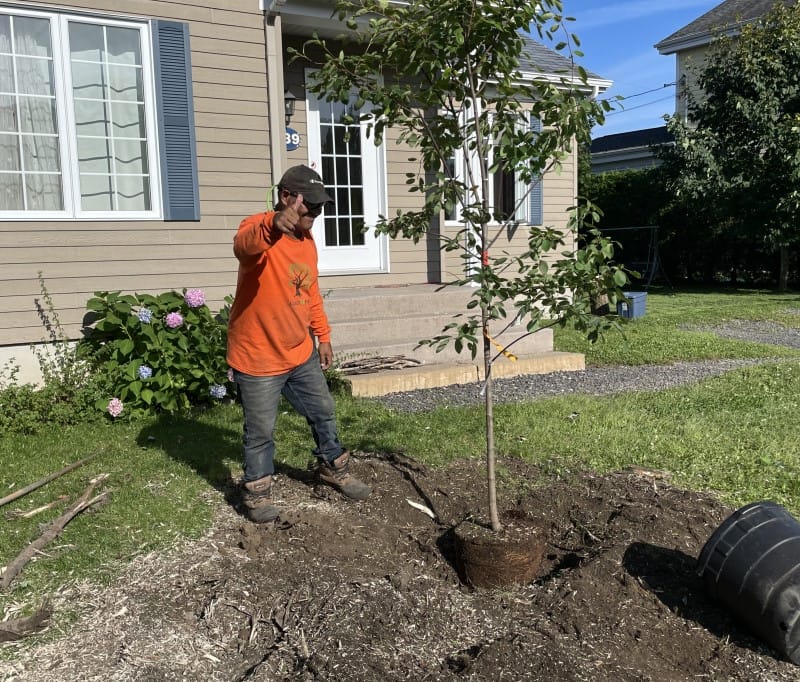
136;406;325;513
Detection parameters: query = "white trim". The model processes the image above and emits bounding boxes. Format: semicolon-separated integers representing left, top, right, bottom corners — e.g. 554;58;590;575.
0;7;162;220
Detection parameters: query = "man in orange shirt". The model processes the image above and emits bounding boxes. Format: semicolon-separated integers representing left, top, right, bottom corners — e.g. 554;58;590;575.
227;165;372;523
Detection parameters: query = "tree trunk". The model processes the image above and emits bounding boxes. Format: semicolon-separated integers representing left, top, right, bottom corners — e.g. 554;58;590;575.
483;309;501;533
778;245;789;292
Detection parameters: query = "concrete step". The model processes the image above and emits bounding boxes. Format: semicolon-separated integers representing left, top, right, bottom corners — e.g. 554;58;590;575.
322;283;585;397
342;351;585;397
326;283;551;361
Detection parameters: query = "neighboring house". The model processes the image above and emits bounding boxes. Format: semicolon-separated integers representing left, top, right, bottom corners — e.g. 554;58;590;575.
589;126;674;174
0;1;610;384
655;0;791;121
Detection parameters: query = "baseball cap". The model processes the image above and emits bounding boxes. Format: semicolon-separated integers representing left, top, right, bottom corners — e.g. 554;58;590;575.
278;165;334;205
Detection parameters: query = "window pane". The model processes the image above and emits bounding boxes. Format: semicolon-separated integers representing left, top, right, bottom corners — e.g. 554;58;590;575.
16;57;54;96
69;22;104;62
336;187;349;215
77;136;112;173
18;96;56;134
349;158;361;185
352;218;365;246
107;27;141;65
324;216;337;245
350;190;363;215
333;125;346;154
0;95;16;132
108;64;142;102
14;17;52;57
111;101;145;138
321;156;334;184
0;15;10;53
0;55;12;91
71;61;106;99
79;173;113;210
22;134;60;172
337;218;350;246
0;172;23;209
347;129;360;154
74;99;109;136
116;174;149;210
320;125;333;155
114;138;148;175
0;133;20;170
26;173;62;210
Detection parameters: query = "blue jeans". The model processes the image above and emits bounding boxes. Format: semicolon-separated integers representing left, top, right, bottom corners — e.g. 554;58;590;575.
234;349;345;483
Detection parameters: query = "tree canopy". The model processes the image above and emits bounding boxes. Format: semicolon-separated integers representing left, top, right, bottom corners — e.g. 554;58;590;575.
658;2;800;288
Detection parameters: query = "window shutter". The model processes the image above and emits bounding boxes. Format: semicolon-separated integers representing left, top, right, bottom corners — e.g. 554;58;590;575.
152;20;200;221
529;115;543;225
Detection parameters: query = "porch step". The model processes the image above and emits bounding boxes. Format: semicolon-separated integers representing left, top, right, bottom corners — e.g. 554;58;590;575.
342;351;585;397
323;283;585;397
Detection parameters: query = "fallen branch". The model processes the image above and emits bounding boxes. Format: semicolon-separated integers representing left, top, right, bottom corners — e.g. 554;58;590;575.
0;455;97;508
0;602;52;642
4;495;69;520
1;475;109;591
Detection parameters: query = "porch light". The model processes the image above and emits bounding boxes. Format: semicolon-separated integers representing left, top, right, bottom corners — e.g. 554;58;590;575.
284;88;297;126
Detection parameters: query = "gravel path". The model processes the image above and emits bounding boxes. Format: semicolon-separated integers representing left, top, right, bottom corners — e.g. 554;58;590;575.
374;321;800;413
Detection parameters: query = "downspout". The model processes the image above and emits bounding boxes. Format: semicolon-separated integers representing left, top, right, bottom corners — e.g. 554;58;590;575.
264;0;287;196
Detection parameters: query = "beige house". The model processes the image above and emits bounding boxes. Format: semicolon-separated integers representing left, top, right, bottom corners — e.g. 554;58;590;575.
655;0;789;121
0;1;609;387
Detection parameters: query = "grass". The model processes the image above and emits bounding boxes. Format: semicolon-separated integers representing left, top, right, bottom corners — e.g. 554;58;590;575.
2;287;800;623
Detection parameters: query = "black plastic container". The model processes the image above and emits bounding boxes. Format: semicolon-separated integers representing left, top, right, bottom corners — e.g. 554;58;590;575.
697;500;800;663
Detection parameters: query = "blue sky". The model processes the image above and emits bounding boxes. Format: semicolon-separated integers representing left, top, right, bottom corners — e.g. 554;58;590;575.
551;0;721;139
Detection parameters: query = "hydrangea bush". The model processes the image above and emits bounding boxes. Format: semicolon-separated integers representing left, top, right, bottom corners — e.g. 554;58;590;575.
79;289;234;416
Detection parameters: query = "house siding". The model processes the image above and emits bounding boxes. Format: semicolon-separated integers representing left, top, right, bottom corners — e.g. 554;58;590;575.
676;45;712;122
0;0;269;348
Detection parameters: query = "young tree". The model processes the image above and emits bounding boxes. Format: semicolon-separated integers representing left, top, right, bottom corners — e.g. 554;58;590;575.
298;0;628;532
659;3;800;290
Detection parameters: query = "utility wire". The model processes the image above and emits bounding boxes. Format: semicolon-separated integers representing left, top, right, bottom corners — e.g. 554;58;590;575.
605;94;675;116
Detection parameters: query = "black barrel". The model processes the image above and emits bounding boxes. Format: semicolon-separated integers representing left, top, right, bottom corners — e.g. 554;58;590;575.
697;500;800;663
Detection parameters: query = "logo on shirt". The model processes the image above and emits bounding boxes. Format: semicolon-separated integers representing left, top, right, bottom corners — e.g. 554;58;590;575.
288;262;311;297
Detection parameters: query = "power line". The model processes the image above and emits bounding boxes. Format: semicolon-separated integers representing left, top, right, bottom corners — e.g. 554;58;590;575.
617;82;676;101
605;94;674;117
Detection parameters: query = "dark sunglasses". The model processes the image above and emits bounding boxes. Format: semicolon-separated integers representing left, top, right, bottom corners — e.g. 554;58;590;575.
288;191;326;215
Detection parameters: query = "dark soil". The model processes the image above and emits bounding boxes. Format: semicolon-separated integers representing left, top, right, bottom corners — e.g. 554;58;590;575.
5;452;799;681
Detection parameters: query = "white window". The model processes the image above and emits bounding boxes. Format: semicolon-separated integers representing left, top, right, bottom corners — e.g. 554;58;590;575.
443;111;539;226
0;8;162;219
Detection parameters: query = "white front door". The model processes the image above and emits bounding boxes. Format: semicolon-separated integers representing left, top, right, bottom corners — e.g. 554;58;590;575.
305;81;388;274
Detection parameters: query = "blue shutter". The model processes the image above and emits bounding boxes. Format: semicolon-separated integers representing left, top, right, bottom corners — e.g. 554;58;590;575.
529;115;543;225
152;20;200;221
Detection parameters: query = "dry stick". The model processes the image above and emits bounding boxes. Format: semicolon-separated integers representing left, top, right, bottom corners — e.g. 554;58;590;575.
0;474;109;591
5;495;69;520
0;454;98;508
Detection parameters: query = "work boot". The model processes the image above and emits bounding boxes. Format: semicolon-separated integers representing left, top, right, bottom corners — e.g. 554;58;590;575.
318;451;372;500
241;475;279;523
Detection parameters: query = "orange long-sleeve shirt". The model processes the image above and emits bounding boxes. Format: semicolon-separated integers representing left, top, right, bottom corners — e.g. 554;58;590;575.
226;211;331;376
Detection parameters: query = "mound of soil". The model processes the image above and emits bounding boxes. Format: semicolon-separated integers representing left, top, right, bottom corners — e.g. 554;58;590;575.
4;453;798;681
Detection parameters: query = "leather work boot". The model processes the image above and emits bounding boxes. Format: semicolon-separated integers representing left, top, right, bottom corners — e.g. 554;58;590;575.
241;475;279;523
318;451;372;500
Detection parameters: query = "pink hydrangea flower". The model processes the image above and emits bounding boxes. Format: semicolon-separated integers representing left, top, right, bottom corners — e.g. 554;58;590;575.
184;288;205;308
165;312;184;329
107;398;124;418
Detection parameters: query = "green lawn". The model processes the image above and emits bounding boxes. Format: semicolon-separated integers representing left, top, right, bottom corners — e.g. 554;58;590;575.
2;287;800;621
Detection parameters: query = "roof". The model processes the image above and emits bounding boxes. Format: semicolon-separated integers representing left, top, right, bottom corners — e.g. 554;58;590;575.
519;34;606;85
590;126;673;154
655;0;793;54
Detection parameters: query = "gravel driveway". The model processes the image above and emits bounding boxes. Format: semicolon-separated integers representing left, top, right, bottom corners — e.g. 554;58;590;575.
375;320;800;413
